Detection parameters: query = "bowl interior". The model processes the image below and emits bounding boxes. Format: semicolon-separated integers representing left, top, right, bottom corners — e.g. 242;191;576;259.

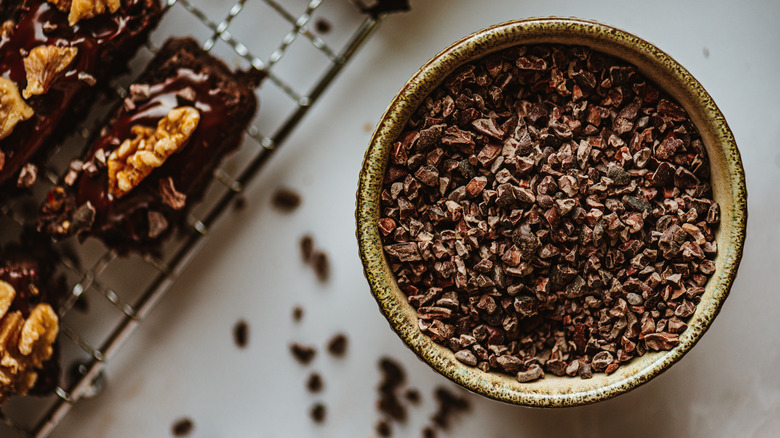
356;17;747;406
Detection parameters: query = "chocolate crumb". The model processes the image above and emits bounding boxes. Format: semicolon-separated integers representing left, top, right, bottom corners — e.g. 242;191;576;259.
271;188;301;212
327;333;348;357
310;403;327;423
312;251;330;282
233;320;249;348
306;372;324;393
172;418;194;436
314;18;331;34
300;235;314;262
290;343;317;365
292;306;304;322
376;420;392;437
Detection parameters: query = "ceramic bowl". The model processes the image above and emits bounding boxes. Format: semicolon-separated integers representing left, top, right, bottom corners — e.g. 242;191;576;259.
356;17;747;407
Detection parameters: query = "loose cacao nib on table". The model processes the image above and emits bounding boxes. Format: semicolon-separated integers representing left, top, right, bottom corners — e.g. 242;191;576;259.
380;44;720;382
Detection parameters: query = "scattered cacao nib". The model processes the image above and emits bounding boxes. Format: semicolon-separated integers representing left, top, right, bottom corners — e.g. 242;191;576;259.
405;388;421;404
314;18;332;34
233;195;247;211
271;187;302;212
376;420;392;437
327;333;348;357
290;343;317;365
358;0;411;17
172;418;194;436
378;357;407;422
306;372;324;393
299;235;330;281
310;403;327;423
292;306;304;322
233;320;249;348
300;235;314;261
312;251;330;282
379;44;720;380
430;387;470;430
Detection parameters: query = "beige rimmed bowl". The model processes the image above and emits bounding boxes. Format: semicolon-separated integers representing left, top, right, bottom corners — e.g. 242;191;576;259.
356;17;747;407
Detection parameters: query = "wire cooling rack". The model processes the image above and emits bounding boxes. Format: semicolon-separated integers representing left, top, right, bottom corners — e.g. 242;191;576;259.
0;0;383;436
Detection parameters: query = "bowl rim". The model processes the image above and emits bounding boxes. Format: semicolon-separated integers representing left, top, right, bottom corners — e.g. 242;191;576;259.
356;16;747;407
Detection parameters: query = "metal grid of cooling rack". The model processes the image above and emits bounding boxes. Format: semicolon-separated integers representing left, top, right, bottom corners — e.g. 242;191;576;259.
0;0;382;436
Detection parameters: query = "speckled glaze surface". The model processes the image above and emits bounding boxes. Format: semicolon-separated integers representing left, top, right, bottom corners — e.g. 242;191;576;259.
356;17;747;407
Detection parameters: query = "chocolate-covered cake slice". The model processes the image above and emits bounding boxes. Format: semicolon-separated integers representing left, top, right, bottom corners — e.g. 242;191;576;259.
0;237;67;404
40;37;260;253
0;0;163;189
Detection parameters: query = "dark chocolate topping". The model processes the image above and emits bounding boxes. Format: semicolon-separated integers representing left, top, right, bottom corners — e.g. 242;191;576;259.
0;0;162;187
0;236;66;320
77;68;232;242
0;236;67;398
48;37;259;253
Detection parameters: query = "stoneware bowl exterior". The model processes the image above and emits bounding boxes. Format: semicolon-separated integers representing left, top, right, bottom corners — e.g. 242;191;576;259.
356;17;747;407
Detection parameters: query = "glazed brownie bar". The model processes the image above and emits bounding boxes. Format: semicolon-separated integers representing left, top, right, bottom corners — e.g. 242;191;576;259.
40;37;260;253
0;0;163;189
0;236;67;404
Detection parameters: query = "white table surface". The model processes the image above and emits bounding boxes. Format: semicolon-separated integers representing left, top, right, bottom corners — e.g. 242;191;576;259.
50;0;780;437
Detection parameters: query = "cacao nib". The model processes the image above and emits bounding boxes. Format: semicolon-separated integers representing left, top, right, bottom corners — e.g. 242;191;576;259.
379;44;720;381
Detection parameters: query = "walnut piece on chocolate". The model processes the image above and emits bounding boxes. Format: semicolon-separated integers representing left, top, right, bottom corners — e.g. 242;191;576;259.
0;280;60;402
48;0;121;26
108;106;200;198
0;281;14;317
22;45;79;99
18;304;58;359
1;20;13;38
0;77;34;140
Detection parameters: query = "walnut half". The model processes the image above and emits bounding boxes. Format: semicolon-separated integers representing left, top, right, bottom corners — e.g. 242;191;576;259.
0;281;14;318
0;77;34;140
48;0;120;26
22;44;78;99
108;106;201;198
0;281;59;402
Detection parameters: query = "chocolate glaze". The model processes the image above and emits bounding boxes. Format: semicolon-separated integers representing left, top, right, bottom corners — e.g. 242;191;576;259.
44;38;259;253
0;235;66;318
0;235;67;397
0;0;162;188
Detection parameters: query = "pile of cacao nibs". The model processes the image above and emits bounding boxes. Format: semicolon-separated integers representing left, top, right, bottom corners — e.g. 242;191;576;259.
379;44;720;381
